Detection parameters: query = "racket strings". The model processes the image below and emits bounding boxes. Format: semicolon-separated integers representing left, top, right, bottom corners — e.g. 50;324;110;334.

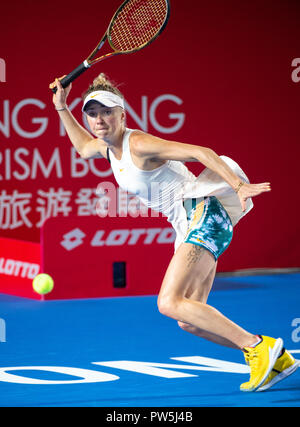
110;0;168;52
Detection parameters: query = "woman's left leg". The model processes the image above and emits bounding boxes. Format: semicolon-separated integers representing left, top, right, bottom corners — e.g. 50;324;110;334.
157;242;258;350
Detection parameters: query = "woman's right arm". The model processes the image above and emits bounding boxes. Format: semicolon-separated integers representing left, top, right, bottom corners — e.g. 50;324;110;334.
49;77;106;159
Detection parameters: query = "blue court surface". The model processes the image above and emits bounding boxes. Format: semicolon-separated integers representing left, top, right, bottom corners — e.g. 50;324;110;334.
0;273;299;408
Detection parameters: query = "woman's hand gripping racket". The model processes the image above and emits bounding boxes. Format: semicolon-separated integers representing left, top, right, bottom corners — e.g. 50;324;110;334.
50;0;170;93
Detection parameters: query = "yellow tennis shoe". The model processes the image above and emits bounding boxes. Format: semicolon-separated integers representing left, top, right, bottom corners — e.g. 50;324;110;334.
257;349;299;392
240;335;283;392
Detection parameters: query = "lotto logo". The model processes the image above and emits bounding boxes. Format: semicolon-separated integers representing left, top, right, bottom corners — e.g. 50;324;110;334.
0;258;40;279
60;227;175;251
60;228;86;251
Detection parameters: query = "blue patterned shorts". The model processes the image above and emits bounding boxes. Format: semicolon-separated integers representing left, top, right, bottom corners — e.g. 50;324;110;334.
183;196;233;260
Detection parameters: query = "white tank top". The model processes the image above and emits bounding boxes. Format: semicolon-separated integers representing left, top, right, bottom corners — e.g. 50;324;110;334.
108;128;253;251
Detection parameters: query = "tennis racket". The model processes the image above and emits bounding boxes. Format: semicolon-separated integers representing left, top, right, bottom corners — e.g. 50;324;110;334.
51;0;170;93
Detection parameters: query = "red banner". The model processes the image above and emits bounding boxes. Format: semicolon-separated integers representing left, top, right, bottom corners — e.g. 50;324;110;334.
41;215;175;300
0;237;41;299
0;0;299;271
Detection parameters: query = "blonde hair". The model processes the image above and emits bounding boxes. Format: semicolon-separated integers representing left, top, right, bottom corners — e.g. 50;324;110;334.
82;73;124;100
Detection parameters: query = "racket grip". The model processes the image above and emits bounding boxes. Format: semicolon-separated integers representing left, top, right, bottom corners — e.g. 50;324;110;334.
51;61;90;93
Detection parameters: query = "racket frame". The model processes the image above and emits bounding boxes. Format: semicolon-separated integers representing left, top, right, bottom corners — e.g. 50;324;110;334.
89;0;170;64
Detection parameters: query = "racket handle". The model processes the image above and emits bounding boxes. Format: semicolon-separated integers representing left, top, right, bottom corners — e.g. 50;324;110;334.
51;61;90;93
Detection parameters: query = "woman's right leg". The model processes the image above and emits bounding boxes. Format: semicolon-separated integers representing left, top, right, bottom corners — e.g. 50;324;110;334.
158;241;283;392
177;260;241;349
157;243;258;350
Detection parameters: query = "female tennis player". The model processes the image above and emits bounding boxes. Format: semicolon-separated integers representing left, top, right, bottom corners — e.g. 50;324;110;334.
50;74;298;392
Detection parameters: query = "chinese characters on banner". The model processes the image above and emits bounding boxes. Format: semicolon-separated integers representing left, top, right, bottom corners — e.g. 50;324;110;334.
0;187;151;230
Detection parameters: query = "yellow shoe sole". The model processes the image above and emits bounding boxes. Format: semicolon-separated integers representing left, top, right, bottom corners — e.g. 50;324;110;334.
257;359;300;392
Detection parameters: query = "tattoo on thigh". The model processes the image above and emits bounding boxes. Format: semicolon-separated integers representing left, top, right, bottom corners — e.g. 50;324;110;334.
187;245;203;268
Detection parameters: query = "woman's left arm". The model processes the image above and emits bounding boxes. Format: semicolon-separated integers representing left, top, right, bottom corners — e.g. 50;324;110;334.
131;131;271;211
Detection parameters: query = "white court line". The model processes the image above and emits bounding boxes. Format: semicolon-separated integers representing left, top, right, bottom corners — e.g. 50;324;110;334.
288;349;300;363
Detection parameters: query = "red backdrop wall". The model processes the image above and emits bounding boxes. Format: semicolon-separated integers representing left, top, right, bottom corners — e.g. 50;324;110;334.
0;0;299;271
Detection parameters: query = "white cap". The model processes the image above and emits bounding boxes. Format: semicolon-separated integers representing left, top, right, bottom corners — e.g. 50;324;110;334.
82;90;125;112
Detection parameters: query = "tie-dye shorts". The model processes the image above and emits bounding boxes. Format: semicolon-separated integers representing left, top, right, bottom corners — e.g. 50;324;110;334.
183;196;233;260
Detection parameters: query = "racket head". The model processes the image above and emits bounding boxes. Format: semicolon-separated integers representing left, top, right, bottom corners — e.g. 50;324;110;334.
107;0;170;54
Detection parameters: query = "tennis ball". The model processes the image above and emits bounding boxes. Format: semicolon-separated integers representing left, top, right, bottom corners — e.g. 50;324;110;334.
33;273;54;295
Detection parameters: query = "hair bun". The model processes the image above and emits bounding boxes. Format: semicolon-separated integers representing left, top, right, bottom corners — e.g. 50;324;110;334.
83;73;124;100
